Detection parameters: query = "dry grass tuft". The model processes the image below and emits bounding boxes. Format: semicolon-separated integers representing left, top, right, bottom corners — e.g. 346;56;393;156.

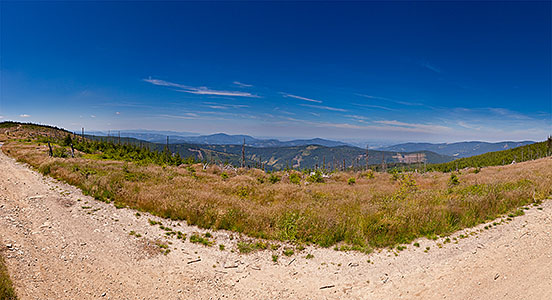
0;253;17;300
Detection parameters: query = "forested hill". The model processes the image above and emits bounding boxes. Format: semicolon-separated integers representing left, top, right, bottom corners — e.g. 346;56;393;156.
379;141;534;158
84;134;454;170
200;144;453;170
427;139;552;172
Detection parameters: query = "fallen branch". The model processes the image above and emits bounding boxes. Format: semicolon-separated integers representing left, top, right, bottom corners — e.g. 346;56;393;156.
320;285;335;290
288;258;296;266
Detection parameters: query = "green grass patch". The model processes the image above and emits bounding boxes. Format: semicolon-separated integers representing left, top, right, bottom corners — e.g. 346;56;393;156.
190;234;213;247
237;241;268;253
283;248;294;256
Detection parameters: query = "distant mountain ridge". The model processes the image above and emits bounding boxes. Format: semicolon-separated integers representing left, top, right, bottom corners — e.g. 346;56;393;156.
379;141;535;158
82;135;454;170
87;130;533;159
92;131;350;148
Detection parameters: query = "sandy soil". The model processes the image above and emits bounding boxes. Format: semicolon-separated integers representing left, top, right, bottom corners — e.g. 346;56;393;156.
1;145;551;299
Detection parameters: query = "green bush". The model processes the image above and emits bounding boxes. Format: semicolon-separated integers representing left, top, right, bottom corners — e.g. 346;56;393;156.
448;173;460;186
268;174;280;184
307;170;324;183
52;147;68;158
62;134;73;146
289;173;301;185
347;177;356;185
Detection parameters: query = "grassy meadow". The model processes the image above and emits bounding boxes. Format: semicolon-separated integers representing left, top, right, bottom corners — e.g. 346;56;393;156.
2;130;551;252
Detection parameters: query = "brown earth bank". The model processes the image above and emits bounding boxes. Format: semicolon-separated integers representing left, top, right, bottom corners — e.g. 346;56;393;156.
1;146;551;299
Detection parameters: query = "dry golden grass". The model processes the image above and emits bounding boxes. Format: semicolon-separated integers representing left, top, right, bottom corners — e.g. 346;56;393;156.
3;138;552;250
0;253;17;300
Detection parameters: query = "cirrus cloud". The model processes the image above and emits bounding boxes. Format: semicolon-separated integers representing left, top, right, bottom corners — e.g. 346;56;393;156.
281;93;322;103
143;78;260;98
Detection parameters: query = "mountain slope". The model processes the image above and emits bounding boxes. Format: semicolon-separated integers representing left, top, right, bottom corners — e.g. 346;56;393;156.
427;139;551;172
380;141;535;158
82;135;453;170
193;144;453;169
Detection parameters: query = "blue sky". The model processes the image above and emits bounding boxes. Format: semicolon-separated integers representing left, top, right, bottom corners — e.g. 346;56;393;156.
1;1;550;143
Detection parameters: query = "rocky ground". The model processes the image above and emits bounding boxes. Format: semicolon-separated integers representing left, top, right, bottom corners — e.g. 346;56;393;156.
1;146;551;299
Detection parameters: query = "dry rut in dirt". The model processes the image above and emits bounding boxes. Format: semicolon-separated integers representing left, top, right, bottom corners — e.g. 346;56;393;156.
1;147;551;299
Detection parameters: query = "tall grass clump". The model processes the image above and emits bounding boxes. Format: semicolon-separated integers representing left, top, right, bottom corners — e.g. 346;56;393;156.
0;254;17;300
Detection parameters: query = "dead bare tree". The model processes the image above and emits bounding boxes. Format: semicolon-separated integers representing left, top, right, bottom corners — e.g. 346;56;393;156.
241;138;245;168
548;135;552;156
365;145;369;170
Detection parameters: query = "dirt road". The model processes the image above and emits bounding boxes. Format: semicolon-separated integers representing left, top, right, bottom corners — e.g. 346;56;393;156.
1;146;551;299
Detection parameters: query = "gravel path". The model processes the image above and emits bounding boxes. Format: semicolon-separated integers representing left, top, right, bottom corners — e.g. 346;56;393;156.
1;147;551;299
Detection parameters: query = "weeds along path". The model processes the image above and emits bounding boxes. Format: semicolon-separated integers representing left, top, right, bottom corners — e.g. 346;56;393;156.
0;146;551;299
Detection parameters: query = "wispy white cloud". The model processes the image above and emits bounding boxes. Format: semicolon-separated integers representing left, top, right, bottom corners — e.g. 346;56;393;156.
273;108;296;115
180;88;258;97
203;102;249;109
352;103;396;111
281;93;323;103
19;114;31;118
143;78;260;98
90;115;96;118
345;114;370;121
143;78;188;89
275;117;449;133
420;61;442;73
156;113;200;120
487;107;531;120
373;120;450;132
310;112;321;117
115;111;121;115
355;93;423;106
457;121;481;130
233;81;253;88
354;94;391;101
300;103;347;112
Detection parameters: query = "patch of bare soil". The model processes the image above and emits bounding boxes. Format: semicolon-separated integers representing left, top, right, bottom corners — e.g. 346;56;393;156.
0;146;551;299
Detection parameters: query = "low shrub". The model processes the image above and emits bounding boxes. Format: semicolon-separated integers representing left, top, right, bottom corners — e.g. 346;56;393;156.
268;174;280;184
307;170;324;183
289;173;301;185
